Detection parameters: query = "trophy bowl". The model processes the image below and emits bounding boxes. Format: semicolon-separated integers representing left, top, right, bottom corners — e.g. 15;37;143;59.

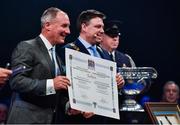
117;67;157;112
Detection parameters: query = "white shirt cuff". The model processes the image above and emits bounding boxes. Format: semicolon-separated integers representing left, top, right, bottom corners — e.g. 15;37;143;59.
46;79;56;95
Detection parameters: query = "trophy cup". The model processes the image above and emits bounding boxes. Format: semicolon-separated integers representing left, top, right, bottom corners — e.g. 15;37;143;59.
117;67;157;112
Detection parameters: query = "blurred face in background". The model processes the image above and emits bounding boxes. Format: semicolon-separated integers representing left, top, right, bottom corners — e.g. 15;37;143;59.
163;83;179;103
101;34;119;52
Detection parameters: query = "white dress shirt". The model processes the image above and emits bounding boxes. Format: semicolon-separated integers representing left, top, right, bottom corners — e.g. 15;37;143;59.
39;34;56;95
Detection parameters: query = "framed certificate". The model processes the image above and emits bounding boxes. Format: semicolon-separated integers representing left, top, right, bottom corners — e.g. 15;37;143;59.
145;102;180;125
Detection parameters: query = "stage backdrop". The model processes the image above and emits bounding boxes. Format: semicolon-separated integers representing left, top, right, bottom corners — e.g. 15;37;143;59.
1;0;179;100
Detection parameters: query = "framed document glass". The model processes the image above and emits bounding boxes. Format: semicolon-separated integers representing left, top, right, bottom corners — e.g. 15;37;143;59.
145;102;180;125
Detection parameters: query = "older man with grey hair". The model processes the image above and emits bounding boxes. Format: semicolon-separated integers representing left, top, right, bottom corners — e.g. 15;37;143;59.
7;7;70;124
161;81;179;103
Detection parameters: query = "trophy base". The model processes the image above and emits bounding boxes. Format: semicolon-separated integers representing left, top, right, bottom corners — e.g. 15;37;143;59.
120;99;144;112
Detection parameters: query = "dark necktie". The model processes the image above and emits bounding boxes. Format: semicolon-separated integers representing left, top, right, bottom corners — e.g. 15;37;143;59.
110;53;114;61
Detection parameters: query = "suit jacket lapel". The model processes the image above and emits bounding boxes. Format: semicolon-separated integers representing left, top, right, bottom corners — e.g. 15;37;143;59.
74;39;90;55
36;37;55;77
97;46;111;60
74;39;111;61
56;53;65;75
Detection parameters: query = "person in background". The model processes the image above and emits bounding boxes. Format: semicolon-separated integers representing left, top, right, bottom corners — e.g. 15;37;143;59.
7;7;70;124
99;20;138;124
56;9;125;124
99;20;135;67
161;81;179;103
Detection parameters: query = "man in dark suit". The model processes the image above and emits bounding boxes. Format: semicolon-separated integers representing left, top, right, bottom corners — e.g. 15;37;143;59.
7;7;70;124
56;9;125;124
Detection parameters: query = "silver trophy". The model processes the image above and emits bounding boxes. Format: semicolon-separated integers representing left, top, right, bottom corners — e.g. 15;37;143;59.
117;67;158;112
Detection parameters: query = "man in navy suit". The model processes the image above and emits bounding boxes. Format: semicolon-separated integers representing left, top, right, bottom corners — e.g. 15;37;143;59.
56;9;125;124
7;7;70;124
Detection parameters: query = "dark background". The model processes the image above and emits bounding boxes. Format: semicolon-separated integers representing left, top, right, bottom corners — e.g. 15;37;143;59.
1;0;180;101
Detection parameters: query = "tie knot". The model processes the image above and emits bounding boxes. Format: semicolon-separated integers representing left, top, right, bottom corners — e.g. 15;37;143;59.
89;46;98;54
50;47;55;52
89;46;99;57
89;46;96;50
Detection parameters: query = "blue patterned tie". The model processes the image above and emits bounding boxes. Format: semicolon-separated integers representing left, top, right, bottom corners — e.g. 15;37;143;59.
89;46;99;57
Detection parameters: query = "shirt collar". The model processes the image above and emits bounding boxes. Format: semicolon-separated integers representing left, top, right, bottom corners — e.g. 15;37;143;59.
109;51;115;56
39;34;54;51
112;51;115;56
78;36;92;49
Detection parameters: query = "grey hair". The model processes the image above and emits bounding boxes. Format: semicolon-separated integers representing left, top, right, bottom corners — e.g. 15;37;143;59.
163;81;179;93
40;7;62;28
